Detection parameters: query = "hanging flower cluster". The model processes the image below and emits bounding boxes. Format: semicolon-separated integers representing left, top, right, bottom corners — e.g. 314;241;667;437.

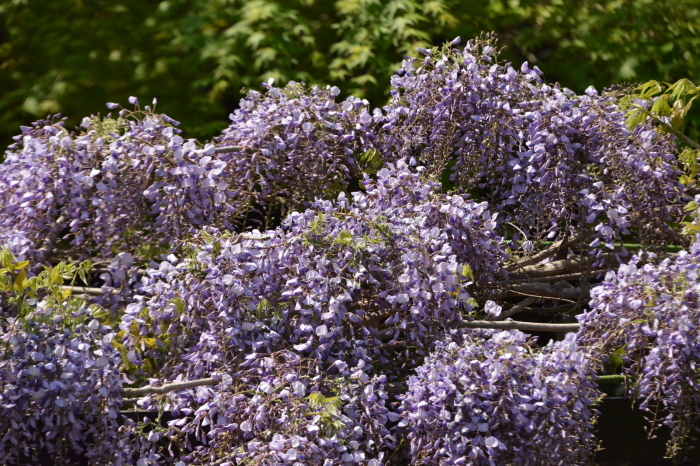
400;330;600;466
0;84;367;268
113;160;506;463
214;80;373;229
577;240;700;458
0;308;122;465
375;35;683;249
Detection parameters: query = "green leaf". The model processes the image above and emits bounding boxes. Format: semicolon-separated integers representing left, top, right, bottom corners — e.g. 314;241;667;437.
12;260;29;270
461;264;474;281
0;249;15;269
334;229;354;246
13;269;27;293
650;94;671;116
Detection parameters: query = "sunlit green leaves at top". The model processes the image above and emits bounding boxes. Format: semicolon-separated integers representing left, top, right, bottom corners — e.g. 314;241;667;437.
625;78;699;133
1;0;698;155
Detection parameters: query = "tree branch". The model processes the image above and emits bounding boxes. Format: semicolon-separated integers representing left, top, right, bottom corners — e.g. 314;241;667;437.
501;272;588;286
507;254;615;280
213;145;245;154
121;377;220;397
460;320;579;332
498;297;538;320
507;232;584;270
61;286;118;296
493;282;589;301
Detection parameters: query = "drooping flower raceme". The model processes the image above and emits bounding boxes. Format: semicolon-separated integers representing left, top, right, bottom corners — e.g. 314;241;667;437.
401;330;600;466
375;36;682;251
0;82;369;270
214;81;371;230
115;160;507;464
0;308;122;465
577;241;700;459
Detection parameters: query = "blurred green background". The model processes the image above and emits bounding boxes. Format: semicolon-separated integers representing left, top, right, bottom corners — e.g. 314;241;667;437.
1;0;698;150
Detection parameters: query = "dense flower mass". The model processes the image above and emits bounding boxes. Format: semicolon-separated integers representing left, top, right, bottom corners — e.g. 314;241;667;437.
214;80;372;229
112;160;506;463
577;240;700;458
124;160;505;376
0;83;367;269
0;33;696;465
400;330;600;466
0;308;122;465
375;35;683;250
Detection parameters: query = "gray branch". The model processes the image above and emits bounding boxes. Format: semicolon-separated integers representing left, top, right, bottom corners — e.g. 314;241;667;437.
121;378;220;397
460;320;579;332
508;232;584;270
213;145;245;154
498;297;538;320
61;286;119;296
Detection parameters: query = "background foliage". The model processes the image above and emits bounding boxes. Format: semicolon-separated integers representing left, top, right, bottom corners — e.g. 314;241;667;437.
1;0;699;152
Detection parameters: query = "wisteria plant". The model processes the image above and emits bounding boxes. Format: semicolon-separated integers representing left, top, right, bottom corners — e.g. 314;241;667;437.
1;34;699;465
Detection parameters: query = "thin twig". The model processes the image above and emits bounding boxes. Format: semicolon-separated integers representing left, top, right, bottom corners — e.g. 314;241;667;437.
498;297;538;320
500;272;588;286
493;282;589;301
521;303;580;314
507;232;584;270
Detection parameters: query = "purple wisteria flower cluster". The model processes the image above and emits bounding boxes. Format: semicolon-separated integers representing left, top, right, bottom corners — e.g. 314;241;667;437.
0;307;122;465
214;80;372;227
374;35;683;250
0;83;365;268
577;240;700;458
113;160;506;463
400;330;600;465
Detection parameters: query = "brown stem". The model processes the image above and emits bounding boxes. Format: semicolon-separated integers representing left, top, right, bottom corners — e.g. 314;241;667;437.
507;232;585;270
498;297;538;320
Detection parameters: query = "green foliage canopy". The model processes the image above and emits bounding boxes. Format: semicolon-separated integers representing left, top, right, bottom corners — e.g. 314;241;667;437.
1;0;698;149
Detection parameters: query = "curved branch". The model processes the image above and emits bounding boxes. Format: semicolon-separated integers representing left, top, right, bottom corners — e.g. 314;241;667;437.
507;254;616;280
507;232;584;270
498;297;538;320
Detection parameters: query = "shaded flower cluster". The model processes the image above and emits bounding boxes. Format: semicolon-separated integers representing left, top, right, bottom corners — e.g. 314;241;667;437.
375;35;683;250
0;308;122;465
577;241;700;459
400;330;600;465
214;80;372;228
